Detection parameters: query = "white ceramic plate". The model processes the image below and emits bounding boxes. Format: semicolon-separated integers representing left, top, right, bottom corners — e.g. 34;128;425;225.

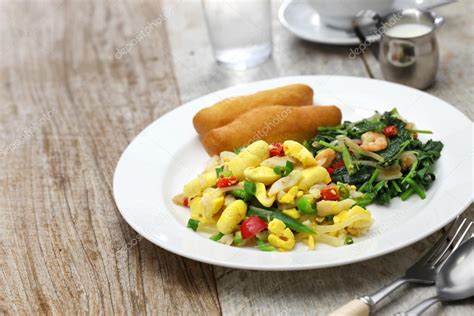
113;75;472;271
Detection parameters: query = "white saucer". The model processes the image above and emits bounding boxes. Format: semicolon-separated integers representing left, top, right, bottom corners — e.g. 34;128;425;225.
278;0;360;45
278;0;436;45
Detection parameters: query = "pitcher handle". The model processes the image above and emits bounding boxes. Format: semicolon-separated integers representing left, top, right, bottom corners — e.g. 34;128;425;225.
432;15;444;28
352;10;384;60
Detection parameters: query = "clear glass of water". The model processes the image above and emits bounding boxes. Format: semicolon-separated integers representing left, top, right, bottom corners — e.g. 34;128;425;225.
202;0;272;70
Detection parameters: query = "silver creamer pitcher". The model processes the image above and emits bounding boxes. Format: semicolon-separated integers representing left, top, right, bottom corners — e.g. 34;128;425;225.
354;9;444;90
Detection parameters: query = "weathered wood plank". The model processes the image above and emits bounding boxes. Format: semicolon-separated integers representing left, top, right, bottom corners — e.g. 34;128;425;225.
0;0;220;314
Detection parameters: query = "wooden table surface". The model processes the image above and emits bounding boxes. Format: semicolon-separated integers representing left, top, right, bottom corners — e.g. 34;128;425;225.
1;0;472;315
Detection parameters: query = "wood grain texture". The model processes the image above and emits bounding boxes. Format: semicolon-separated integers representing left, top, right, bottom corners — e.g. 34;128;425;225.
1;0;472;315
0;0;220;314
165;0;474;315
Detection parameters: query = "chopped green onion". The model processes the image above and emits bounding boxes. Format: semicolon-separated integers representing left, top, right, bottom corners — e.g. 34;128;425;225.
210;232;224;241
222;171;233;177
296;196;317;215
256;239;276;251
215;166;224;178
273;160;294;177
273;166;283;175
244;181;257;196
233;232;243;245
187;219;200;231
344;236;354;245
286;160;294;172
216;166;232;178
231;189;253;201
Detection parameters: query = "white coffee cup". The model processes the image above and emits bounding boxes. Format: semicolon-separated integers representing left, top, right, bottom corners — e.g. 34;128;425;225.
307;0;395;30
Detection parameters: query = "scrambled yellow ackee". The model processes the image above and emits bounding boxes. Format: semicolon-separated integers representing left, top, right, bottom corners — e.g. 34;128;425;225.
173;140;373;251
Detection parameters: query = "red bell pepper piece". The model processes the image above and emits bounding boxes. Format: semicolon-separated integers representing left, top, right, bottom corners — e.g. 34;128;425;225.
320;187;340;201
240;215;268;239
269;143;285;157
216;176;238;188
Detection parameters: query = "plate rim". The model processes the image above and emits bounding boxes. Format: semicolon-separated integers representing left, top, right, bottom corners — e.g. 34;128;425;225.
113;75;473;271
278;0;360;46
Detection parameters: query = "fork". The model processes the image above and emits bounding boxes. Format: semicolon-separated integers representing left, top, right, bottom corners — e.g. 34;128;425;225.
330;216;473;316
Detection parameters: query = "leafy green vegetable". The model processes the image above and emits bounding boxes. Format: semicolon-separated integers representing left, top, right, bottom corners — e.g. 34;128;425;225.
314;124;350;146
379;139;410;166
405;178;426;199
318;140;342;152
419;140;443;161
347;119;385;138
354;192;376;207
373;184;391;205
379;116;411;162
332;166;374;187
358;169;379;192
307;108;443;206
400;187;415;201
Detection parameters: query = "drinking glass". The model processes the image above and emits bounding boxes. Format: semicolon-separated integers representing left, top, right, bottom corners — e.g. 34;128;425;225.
202;0;272;70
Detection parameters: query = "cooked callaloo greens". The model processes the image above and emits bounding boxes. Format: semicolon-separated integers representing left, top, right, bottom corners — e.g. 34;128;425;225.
174;140;373;252
304;108;443;206
173;109;442;252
